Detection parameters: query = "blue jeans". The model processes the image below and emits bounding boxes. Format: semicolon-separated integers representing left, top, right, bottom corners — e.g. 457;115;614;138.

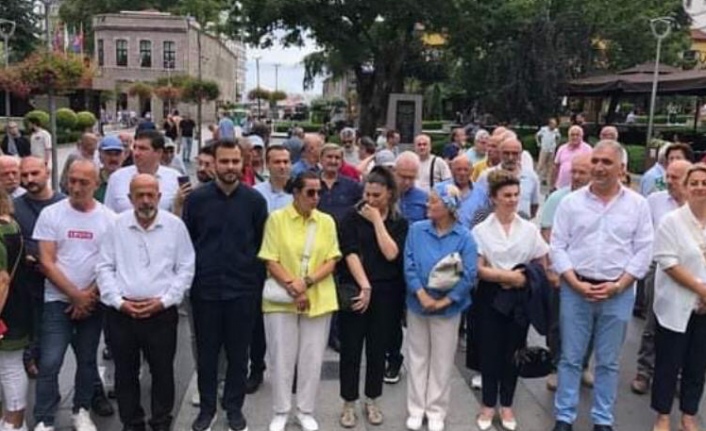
555;282;633;426
34;301;103;426
181;137;194;163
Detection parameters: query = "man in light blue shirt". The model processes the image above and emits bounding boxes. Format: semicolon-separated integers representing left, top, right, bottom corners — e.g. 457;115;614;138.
217;112;236;141
639;144;669;196
291;134;322;178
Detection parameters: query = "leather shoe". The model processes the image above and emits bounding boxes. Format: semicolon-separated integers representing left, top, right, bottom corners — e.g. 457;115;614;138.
91;390;115;417
594;426;614;431
245;371;263;394
553;421;573;431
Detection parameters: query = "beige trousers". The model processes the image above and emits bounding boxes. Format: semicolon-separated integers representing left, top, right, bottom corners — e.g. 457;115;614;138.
537;149;555;184
264;312;332;415
406;312;461;421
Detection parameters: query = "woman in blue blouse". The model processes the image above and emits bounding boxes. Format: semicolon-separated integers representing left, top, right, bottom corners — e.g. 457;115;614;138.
403;183;477;431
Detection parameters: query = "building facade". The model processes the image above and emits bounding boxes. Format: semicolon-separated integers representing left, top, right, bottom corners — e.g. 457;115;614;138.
92;10;246;125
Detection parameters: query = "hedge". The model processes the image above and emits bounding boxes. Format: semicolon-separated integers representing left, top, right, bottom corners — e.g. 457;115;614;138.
422;121;445;131
24;110;50;129
76;111;97;130
56;108;78;130
274;122;325;134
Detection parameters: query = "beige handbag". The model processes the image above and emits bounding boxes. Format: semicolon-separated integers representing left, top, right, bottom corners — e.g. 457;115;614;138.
263;221;317;303
427;252;463;291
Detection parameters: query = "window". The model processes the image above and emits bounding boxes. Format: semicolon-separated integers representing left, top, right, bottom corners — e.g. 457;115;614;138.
163;41;176;69
97;39;104;66
116;39;128;67
139;40;151;68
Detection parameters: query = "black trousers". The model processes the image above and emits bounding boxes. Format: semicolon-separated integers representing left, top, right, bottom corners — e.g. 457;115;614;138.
339;288;402;401
477;285;528;408
651;313;706;415
192;296;257;421
249;298;266;375
385;303;405;369
107;306;178;429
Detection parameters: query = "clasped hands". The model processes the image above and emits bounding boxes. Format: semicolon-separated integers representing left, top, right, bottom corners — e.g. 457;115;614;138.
285;279;310;312
119;298;165;319
416;289;452;313
574;281;621;302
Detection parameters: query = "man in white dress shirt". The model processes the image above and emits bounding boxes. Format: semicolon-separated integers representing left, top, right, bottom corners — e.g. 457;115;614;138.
550;140;654;431
97;174;195;431
630;159;691;395
104;130;180;213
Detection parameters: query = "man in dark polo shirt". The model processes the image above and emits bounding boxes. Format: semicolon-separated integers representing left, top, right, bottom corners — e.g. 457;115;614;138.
182;139;268;431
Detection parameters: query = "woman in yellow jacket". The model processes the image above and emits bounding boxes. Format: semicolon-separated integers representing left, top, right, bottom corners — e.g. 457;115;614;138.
258;171;341;431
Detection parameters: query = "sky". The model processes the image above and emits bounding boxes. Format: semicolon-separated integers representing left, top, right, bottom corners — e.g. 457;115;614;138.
244;35;324;98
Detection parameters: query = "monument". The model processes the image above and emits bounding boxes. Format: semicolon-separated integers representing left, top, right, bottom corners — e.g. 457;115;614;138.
386;94;423;146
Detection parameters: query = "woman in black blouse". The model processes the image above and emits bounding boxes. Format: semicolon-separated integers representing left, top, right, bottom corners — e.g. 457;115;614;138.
337;166;409;428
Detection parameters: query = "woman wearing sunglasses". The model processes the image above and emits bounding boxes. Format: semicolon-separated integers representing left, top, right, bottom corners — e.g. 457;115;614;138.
258;172;341;431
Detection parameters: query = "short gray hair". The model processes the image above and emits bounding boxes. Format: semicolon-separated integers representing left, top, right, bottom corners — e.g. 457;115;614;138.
396;151;420;169
594;140;627;166
475;129;490;142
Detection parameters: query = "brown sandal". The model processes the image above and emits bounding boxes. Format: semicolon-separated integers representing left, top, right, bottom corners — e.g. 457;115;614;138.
364;401;383;426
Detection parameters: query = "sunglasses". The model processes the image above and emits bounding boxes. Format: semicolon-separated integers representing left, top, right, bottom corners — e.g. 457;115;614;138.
304;189;321;198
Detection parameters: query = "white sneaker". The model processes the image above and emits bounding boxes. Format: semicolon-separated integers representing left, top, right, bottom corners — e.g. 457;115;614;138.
72;408;97;431
295;412;319;431
191;391;201;407
2;421;27;431
33;424;54;431
471;374;483;390
268;414;288;431
406;416;423;431
428;418;445;431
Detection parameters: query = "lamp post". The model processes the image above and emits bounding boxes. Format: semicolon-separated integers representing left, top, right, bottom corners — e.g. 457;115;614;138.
39;0;59;189
0;19;16;121
254;55;261;118
646;17;675;145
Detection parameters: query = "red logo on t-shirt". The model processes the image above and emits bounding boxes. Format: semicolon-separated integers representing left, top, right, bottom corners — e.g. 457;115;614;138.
68;230;94;240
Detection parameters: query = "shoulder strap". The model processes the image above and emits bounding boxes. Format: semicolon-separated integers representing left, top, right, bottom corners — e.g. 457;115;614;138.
430;156;437;188
300;220;317;277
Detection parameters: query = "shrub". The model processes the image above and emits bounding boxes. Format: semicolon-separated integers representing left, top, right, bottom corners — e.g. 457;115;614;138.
75;111;97;131
56;108;77;130
24;110;50;129
274;122;323;134
625;145;646;174
422;120;445;130
57;130;82;145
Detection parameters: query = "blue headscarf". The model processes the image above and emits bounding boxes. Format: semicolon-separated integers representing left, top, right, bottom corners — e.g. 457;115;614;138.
433;183;461;214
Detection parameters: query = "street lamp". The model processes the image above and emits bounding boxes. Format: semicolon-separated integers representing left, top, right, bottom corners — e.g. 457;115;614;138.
254;55;261;118
39;0;59;190
646;16;675;145
0;19;16;121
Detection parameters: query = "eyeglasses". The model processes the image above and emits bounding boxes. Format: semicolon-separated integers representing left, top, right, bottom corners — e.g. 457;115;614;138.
305;189;321;198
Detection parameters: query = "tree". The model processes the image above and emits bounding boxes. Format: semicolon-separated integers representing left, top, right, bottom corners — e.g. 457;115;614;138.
127;82;153;99
14;52;85;94
247;87;271;101
446;0;690;124
181;78;220;103
228;0;455;136
0;0;41;62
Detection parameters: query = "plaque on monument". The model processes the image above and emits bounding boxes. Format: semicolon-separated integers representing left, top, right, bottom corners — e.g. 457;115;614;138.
386;94;423;146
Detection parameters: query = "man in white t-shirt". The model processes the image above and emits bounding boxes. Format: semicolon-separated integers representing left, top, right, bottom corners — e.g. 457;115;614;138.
32;159;116;431
104;130;180;213
28;117;52;163
536;118;561;185
414;133;451;192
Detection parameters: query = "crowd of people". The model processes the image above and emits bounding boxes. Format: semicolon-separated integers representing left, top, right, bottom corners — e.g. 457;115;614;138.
0;115;702;431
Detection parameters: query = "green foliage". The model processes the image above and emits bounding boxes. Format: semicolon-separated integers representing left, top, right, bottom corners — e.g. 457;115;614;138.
422;121;445;131
15;52;85;94
127;82;153;99
247;87;271;101
75;111;97;130
625;145;646;174
274;122;323;134
182;79;220;103
0;0;41;62
24;110;49;129
56;108;78;130
269;90;287;103
57;130;83;145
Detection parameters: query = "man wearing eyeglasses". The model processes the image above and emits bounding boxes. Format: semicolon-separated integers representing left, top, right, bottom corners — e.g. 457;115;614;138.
1;122;31;157
97;174;195;431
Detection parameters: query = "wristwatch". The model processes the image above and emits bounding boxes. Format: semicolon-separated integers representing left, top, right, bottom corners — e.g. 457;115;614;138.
304;276;315;289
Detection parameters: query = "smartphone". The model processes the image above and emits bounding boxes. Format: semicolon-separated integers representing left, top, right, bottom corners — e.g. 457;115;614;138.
355;200;366;212
177;175;191;187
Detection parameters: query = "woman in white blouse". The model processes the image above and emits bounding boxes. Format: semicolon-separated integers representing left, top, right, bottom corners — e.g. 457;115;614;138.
472;170;549;431
651;164;706;431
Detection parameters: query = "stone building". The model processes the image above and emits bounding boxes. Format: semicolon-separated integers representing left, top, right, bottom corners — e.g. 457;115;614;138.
92;10;246;125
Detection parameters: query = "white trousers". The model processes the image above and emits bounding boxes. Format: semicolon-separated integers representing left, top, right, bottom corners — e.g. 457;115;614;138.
264;312;331;415
406;312;461;421
0;350;28;411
